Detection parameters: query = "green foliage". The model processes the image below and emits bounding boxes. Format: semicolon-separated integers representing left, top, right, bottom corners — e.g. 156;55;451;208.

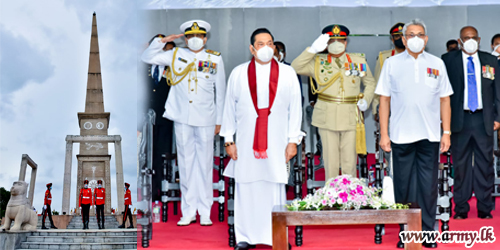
52;210;59;215
0;187;11;218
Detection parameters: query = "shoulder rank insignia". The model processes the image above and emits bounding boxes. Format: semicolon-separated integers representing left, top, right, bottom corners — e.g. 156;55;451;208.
206;49;221;56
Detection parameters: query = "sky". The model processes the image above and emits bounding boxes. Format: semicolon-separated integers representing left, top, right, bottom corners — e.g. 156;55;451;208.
0;0;139;214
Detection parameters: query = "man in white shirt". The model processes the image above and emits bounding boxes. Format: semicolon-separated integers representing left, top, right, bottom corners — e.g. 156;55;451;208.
442;26;500;220
221;28;302;250
376;19;453;249
141;20;226;226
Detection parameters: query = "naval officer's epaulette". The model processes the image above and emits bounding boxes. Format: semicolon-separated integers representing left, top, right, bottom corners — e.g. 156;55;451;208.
348;52;366;58
205;49;221;56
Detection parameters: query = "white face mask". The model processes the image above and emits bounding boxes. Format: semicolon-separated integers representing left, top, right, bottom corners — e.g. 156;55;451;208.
279;51;284;62
254;45;274;63
98;184;102;188
84;184;88;189
461;39;478;54
492;44;500;57
328;41;345;55
187;37;204;51
407;37;425;53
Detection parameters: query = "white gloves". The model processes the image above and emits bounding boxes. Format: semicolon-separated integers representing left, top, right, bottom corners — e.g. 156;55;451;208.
79;207;82;210
308;34;330;54
357;99;368;112
43;205;47;210
129;205;132;209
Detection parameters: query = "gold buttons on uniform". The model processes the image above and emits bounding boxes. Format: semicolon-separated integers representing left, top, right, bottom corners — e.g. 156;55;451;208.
189;101;193;103
191;89;194;92
153;89;156;92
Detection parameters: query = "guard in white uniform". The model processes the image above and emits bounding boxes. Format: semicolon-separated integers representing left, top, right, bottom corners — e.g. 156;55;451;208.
141;20;226;226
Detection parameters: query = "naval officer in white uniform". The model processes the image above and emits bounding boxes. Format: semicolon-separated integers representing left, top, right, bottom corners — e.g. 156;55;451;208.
141;20;226;226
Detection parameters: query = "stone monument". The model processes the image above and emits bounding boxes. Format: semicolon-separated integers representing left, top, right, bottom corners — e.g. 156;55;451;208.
61;13;125;215
0;181;38;232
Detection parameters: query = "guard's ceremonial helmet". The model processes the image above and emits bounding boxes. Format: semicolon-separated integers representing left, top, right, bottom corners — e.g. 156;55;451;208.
125;182;130;188
46;183;52;188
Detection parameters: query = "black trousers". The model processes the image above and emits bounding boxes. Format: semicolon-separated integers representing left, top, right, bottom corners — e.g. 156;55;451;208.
95;204;105;224
81;204;90;223
42;204;54;226
451;111;494;214
392;139;439;231
152;122;174;201
122;205;133;226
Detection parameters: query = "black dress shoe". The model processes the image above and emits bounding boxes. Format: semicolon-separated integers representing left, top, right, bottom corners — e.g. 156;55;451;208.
234;242;255;250
478;211;493;219
41;226;48;230
423;241;437;248
50;225;57;229
453;213;468;219
396;240;404;248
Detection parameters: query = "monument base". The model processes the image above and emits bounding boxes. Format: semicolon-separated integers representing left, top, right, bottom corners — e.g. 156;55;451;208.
0;231;31;250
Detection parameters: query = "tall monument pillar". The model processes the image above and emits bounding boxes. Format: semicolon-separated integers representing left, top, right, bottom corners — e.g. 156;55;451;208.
62;13;124;215
76;12;111;215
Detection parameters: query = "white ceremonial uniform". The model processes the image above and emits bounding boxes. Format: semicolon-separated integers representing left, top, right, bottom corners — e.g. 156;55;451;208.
221;60;302;245
142;38;226;218
375;51;454;143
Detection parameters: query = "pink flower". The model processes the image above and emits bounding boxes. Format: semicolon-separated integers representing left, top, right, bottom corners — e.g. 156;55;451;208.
342;178;351;185
322;199;327;205
339;192;348;203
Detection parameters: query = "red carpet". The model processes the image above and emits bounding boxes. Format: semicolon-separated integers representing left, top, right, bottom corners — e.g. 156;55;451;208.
139;155;499;249
139;195;499;249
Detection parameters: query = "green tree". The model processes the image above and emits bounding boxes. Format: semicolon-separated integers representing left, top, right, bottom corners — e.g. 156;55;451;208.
1;187;11;219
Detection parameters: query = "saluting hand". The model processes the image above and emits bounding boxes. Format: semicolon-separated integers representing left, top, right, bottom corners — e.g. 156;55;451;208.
160;34;183;43
494;121;500;131
285;143;297;163
380;134;391;152
308;34;329;54
226;144;238;160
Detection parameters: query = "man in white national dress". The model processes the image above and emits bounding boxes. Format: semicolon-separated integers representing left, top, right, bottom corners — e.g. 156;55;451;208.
221;28;303;250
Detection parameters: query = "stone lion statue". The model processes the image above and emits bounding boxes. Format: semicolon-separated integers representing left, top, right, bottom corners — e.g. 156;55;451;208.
0;181;37;231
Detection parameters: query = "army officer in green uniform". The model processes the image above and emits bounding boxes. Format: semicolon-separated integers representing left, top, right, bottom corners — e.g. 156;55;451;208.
291;24;376;180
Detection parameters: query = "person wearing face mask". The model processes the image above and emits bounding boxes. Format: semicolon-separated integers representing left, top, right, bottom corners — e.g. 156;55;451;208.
118;182;134;228
142;20;226;227
274;41;304;105
492;34;500;62
372;23;406;122
142;34;175;203
292;24;376;180
41;183;57;229
376;19;453;249
94;180;106;229
79;180;93;230
221;28;302;250
442;26;500;222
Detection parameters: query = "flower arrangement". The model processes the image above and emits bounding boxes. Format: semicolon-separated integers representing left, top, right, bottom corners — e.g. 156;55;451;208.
287;175;409;211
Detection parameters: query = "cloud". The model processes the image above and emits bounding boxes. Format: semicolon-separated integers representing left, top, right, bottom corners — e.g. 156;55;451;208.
0;28;55;94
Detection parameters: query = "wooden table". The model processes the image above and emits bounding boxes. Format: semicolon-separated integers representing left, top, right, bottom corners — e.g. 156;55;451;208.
272;206;422;250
